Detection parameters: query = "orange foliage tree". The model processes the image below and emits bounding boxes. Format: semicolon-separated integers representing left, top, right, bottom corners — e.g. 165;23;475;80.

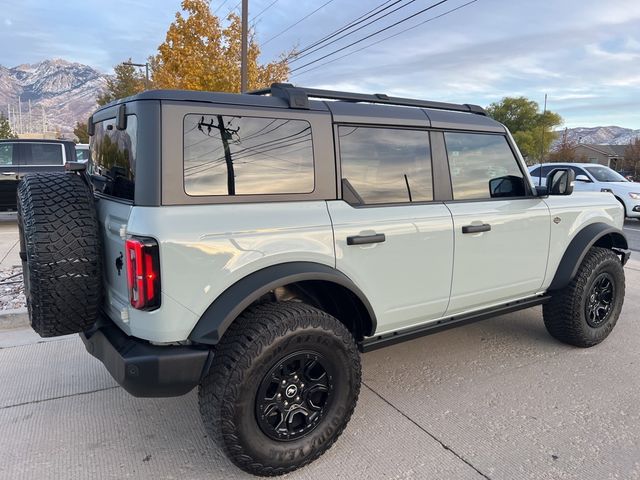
150;0;292;92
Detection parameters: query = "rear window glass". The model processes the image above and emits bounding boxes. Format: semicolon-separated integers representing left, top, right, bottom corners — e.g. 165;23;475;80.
0;144;13;165
90;115;137;201
23;143;63;165
183;114;314;196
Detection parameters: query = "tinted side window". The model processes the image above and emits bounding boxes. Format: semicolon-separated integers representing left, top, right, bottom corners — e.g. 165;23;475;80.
183;114;314;196
339;126;433;205
90;115;138;201
0;144;13;165
445;133;527;200
23;143;63;166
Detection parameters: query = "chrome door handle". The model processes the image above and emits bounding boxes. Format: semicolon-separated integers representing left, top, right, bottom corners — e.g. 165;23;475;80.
347;233;386;245
462;224;491;234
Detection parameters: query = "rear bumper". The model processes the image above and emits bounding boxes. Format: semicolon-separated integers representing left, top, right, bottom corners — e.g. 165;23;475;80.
80;319;211;398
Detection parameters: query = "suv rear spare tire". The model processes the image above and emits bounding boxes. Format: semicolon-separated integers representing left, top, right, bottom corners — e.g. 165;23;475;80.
17;173;102;337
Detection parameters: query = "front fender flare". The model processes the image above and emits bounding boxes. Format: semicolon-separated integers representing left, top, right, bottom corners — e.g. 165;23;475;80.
548;222;628;291
188;262;377;345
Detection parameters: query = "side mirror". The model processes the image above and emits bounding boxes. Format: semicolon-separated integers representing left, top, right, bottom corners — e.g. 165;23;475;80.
575;174;591;182
547;168;575;196
535;185;548;197
489;175;526;198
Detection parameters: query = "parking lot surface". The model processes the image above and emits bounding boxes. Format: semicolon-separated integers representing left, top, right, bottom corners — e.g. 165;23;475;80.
0;259;638;479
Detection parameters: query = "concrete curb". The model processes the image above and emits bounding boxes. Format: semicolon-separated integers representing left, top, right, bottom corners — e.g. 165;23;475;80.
0;308;29;331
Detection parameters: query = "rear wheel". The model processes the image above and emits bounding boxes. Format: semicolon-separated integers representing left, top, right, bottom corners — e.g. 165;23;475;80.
199;302;361;476
543;247;625;347
17;173;102;337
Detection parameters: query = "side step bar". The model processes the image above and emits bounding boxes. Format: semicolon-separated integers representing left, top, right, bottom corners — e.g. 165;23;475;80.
360;295;550;353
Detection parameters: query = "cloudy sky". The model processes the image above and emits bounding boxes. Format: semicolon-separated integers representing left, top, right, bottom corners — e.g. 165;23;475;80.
2;0;640;128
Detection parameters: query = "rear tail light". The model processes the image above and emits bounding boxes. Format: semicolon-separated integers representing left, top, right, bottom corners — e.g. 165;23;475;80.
125;237;161;311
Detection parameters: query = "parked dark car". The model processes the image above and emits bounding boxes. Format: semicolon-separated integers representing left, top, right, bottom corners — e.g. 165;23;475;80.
0;139;76;210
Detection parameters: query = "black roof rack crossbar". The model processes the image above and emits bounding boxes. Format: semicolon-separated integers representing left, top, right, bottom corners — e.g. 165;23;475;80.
247;83;486;116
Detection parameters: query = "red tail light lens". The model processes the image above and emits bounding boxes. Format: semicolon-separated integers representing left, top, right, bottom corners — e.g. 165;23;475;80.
125;237;161;310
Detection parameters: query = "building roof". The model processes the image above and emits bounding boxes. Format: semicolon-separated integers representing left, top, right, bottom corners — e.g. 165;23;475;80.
577;144;627;157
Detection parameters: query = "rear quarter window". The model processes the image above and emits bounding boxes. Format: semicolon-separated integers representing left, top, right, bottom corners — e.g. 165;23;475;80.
90;115;138;201
183;114;314;196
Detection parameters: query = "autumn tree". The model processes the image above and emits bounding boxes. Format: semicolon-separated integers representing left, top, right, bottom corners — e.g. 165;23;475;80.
97;59;146;106
486;97;562;164
0;113;17;139
74;121;89;143
150;0;291;92
547;128;587;163
624;138;640;179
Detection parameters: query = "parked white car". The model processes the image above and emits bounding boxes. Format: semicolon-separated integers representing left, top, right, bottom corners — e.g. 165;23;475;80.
529;163;640;219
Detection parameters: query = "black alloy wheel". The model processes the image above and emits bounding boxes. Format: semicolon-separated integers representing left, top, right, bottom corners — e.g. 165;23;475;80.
256;351;335;441
584;272;615;328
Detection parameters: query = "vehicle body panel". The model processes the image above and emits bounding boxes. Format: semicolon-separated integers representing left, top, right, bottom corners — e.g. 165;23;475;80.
328;200;454;335
121;201;335;342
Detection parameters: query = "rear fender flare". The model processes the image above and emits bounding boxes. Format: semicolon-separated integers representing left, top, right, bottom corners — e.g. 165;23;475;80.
188;262;377;344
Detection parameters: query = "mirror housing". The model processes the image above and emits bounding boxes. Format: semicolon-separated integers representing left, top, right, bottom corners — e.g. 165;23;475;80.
547;168;575;196
575;174;591;182
535;185;548;197
489;175;526;198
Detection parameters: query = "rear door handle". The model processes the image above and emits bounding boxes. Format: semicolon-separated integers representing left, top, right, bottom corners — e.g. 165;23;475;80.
462;224;491;234
347;233;386;246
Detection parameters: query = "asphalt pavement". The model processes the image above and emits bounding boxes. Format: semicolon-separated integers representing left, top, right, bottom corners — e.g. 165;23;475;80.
1;213;640;479
1;259;640;479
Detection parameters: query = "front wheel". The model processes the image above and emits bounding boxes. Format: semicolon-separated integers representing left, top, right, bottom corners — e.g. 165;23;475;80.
199;302;361;476
543;247;625;347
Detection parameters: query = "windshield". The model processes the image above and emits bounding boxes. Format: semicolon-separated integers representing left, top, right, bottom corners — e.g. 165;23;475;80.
584;166;628;183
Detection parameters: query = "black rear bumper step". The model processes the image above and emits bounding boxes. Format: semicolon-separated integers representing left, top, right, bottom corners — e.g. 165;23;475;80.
81;320;211;398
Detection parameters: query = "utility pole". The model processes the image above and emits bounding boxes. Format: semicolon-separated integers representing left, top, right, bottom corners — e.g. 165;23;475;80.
540;93;547;164
123;62;150;89
216;115;236;195
240;0;249;92
29;99;32;133
18;96;22;135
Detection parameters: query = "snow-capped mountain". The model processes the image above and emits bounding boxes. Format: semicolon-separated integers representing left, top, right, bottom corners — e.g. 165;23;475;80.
0;59;108;137
556;126;640;146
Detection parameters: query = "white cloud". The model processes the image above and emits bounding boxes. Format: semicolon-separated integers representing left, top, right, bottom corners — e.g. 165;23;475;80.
4;18;12;27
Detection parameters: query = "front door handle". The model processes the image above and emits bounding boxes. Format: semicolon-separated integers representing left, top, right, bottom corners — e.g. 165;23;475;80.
462;224;491;234
347;233;386;246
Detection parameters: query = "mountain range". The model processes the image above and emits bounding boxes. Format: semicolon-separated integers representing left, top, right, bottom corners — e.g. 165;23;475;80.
0;59;107;136
555;126;640;146
1;58;640;145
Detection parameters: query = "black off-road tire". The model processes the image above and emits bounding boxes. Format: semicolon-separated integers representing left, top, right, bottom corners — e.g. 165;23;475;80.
543;247;625;347
17;173;102;337
199;302;361;477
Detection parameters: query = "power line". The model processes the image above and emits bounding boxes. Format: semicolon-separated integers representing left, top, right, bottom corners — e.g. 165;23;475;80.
292;0;401;58
252;0;279;22
214;0;231;14
291;0;420;63
262;0;337;46
290;0;450;73
292;0;478;78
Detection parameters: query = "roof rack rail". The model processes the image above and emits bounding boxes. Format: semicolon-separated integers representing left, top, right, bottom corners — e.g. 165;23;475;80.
247;83;486;116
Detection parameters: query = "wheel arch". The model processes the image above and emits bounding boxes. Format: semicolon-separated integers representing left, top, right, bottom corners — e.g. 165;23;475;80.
188;262;377;345
548;222;628;291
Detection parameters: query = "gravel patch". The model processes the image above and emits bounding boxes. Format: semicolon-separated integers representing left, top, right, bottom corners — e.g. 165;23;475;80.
0;266;25;310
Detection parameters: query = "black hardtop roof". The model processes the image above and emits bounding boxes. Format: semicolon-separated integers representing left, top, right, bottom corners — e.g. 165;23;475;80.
0;138;76;145
94;83;504;132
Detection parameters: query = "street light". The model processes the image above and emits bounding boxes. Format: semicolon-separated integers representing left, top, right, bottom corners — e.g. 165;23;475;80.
123;62;150;90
